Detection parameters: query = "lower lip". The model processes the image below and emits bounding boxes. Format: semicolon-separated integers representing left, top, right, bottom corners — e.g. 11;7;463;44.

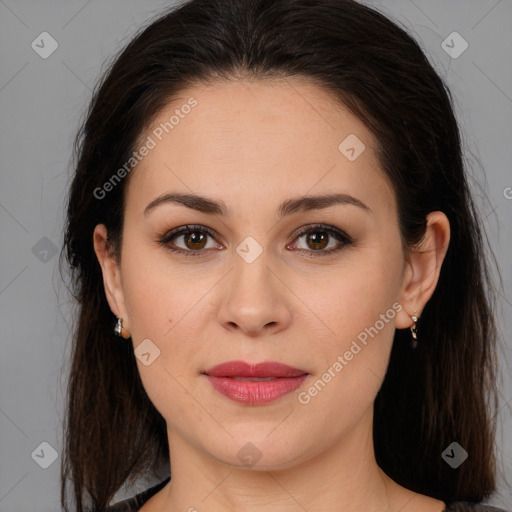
204;375;308;405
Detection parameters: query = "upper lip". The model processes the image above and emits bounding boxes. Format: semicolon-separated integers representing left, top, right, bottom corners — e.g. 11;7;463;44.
203;360;308;378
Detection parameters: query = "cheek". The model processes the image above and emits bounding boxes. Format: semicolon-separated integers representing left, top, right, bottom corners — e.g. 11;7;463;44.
120;235;198;338
293;250;402;406
119;244;207;420
300;250;401;346
119;238;220;376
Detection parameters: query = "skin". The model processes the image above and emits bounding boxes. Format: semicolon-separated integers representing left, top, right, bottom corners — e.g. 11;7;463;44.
93;78;450;512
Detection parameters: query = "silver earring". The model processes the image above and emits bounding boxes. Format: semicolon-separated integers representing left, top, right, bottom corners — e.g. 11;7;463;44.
410;313;418;349
114;318;124;337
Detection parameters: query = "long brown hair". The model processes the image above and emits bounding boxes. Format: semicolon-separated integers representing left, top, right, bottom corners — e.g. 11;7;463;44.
60;0;505;510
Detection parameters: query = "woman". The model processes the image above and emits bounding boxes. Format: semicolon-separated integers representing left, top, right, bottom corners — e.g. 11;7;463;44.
60;0;509;511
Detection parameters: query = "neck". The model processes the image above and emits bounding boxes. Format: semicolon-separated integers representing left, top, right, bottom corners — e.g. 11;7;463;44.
154;408;406;512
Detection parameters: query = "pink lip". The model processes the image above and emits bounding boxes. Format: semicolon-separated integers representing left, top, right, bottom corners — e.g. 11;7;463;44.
202;360;309;405
203;360;307;378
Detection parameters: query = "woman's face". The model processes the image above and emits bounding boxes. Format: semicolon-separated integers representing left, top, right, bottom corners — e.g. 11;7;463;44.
97;78;419;469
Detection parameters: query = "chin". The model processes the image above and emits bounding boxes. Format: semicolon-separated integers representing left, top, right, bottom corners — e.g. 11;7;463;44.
204;434;310;471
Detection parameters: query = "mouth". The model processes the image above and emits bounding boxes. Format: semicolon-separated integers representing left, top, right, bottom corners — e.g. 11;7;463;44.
202;360;308;379
231;376;278;381
201;360;309;405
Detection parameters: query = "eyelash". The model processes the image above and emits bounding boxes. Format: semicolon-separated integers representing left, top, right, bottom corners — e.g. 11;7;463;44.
158;223;353;258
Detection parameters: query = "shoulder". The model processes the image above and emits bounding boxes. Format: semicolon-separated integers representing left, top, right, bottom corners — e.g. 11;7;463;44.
104;476;171;512
445;502;510;512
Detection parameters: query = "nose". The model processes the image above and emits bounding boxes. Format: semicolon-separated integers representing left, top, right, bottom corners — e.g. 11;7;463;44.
217;252;292;337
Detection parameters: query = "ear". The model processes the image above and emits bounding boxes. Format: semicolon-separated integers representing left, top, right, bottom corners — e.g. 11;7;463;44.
93;224;130;334
395;211;450;330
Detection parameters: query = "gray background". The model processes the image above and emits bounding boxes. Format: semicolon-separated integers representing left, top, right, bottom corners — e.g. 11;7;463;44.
0;0;511;510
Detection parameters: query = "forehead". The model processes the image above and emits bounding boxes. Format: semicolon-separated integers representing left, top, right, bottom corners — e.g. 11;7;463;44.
126;78;395;218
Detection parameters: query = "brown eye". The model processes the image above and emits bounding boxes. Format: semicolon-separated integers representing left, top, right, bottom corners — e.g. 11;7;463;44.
159;225;221;257
183;231;208;250
305;231;329;251
290;224;353;257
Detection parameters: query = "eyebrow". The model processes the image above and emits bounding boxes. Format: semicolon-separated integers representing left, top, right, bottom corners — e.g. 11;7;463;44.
143;192;371;218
